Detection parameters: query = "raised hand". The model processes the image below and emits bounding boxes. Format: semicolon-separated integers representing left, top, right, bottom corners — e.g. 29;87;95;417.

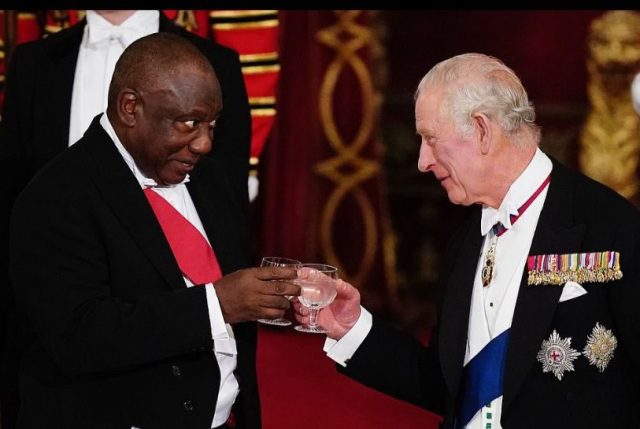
214;267;300;324
293;274;361;340
257;257;302;327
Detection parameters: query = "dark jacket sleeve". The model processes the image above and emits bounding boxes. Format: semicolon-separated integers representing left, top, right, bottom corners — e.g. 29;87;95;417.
338;319;446;414
336;211;474;416
0;41;38;356
1;42;39;196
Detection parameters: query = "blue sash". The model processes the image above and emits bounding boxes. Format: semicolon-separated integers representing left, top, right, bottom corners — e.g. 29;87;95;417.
457;329;510;427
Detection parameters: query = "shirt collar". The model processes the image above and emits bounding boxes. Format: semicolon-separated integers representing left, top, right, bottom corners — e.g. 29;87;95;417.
480;148;552;236
99;113;190;189
84;10;160;48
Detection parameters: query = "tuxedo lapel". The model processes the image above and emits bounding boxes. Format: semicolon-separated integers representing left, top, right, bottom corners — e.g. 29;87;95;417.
439;210;483;398
79;119;186;291
34;21;85;156
502;161;586;413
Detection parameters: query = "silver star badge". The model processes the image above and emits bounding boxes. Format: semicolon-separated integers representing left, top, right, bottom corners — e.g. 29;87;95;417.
537;330;581;380
583;323;617;372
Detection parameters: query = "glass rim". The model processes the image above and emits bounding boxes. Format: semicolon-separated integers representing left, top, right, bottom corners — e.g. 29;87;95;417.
261;256;302;266
299;262;338;273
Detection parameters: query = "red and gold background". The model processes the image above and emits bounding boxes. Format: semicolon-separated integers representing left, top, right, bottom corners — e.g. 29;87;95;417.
0;10;630;429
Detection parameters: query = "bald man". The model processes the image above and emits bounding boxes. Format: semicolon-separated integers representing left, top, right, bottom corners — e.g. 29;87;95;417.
9;32;297;429
0;12;252;428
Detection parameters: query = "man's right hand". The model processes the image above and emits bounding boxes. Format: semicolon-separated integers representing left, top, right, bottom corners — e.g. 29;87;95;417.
214;267;300;324
293;277;362;340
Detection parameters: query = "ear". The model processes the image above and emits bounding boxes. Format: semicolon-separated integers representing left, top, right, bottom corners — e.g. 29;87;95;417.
117;89;140;127
472;112;492;155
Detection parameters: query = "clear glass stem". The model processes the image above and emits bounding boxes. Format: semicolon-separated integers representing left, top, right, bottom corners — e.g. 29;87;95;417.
308;307;319;328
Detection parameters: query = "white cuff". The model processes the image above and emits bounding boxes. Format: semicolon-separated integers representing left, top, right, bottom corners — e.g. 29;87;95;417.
205;283;237;356
323;306;372;367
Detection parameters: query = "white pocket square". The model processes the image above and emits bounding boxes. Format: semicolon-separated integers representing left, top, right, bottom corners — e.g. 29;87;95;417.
559;281;587;303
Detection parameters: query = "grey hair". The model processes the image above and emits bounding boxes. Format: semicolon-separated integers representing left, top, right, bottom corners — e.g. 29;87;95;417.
415;53;540;146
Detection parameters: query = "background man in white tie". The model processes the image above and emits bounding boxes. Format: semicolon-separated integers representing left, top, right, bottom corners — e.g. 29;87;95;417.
295;53;640;429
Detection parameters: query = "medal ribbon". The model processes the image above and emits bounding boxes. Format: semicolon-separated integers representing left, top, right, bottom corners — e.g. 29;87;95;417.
482;174;551;287
494;173;551;237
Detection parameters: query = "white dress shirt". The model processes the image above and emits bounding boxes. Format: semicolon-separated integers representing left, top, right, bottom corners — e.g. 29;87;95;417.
464;148;551;429
100;114;238;428
325;149;553;429
69;10;159;146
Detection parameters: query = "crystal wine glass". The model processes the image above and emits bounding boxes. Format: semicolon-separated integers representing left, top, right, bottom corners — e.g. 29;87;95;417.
294;263;338;334
257;257;302;327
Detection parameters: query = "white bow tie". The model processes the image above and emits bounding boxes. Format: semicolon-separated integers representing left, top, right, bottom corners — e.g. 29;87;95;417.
87;24;141;48
481;201;519;236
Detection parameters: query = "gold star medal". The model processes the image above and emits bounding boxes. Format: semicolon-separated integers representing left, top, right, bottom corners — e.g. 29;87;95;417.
583;323;617;372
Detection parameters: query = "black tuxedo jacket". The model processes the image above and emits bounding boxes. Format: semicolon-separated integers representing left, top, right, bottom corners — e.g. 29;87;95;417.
340;159;640;429
8;118;259;428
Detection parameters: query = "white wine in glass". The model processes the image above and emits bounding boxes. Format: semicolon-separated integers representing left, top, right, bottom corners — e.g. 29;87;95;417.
294;263;338;334
257;257;302;327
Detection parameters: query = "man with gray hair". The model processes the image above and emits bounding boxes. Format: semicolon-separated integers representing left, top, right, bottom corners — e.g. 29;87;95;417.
295;53;640;428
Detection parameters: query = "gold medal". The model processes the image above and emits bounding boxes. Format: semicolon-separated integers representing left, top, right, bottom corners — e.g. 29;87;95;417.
481;237;497;287
583;323;617;372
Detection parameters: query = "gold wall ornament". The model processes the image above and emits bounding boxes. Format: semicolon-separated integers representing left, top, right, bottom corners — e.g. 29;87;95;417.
174;10;199;33
315;10;398;294
43;10;73;36
580;10;640;202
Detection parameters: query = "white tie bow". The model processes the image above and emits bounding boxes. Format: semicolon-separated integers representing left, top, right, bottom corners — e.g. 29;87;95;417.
87;24;141;48
480;201;519;236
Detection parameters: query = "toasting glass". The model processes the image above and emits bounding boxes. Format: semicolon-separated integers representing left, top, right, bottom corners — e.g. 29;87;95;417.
294;263;338;334
257;257;302;327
